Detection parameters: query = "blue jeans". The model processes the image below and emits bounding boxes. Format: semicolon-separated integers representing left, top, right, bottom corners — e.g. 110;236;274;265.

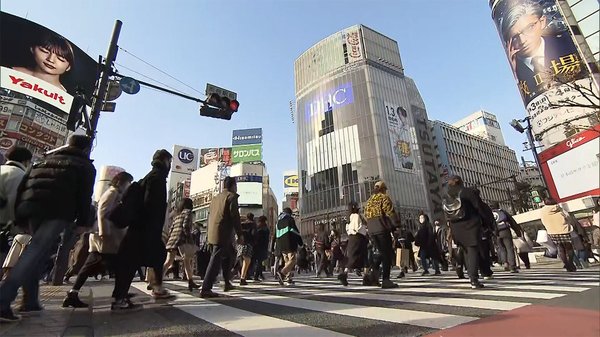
0;219;68;311
420;250;440;273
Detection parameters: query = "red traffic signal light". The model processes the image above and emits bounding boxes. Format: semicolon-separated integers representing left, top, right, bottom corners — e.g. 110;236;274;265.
229;100;239;112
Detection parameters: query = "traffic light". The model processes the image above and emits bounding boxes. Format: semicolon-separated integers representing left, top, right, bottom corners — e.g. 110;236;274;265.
66;93;87;131
200;93;239;120
510;119;526;133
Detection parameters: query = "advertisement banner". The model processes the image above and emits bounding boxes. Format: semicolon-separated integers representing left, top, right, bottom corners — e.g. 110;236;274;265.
232;144;262;163
284;174;299;188
539;125;600;202
304;82;354;120
490;0;594;139
384;101;415;171
232;128;263;146
199;147;232;168
237;182;263;206
342;28;363;64
172;145;199;174
0;12;98;113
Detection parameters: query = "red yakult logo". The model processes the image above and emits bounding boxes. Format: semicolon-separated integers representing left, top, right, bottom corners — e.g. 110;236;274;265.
9;75;67;105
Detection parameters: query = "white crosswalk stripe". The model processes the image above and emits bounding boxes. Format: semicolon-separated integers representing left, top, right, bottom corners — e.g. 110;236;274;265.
143;267;599;337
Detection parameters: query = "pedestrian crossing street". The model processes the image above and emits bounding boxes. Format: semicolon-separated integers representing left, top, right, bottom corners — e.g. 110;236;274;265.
131;268;600;337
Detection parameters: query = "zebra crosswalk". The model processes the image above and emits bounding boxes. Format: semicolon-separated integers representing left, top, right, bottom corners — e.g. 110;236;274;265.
132;267;600;337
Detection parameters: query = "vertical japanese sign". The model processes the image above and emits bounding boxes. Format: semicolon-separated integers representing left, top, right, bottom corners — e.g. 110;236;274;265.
384;101;415;171
490;0;595;142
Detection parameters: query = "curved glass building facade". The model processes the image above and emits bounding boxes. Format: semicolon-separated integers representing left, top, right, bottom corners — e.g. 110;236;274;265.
294;25;444;236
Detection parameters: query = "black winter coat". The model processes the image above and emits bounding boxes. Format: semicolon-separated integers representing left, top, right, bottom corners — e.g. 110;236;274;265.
275;213;303;253
126;163;169;266
415;222;439;259
253;226;270;260
16;146;96;227
447;186;493;247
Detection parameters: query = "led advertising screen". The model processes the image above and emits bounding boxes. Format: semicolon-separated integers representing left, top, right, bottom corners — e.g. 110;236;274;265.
237;182;262;206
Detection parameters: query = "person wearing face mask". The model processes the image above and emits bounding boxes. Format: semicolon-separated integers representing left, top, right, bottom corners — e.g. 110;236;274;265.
414;212;441;276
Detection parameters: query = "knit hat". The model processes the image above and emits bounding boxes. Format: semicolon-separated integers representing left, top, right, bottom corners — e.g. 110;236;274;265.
152;149;172;162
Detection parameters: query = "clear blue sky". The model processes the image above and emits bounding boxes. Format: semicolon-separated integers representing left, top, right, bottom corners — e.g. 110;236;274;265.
2;0;533;201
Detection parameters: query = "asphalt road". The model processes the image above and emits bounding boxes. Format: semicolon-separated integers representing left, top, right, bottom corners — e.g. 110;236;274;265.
90;266;600;337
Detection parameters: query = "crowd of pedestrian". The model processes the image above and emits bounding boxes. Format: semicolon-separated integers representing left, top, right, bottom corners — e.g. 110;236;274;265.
1;141;599;322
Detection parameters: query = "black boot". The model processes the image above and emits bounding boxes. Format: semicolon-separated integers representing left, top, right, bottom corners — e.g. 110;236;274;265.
188;280;200;292
62;292;89;308
337;272;348;286
470;279;484;289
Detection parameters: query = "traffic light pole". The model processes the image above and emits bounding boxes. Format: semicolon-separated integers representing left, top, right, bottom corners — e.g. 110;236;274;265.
88;20;122;140
523;117;549;190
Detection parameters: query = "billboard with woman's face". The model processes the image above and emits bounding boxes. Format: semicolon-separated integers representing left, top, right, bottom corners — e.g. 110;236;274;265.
490;0;597;145
0;12;97;113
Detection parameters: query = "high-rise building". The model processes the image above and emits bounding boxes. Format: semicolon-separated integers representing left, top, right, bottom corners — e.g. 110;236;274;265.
432;120;520;212
294;25;444;234
557;0;599;76
453;110;506;146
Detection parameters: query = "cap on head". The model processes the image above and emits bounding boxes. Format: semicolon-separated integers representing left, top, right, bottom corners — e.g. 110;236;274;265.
5;145;33;163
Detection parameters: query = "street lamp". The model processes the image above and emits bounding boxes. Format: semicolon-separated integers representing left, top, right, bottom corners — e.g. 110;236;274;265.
509;117;549;190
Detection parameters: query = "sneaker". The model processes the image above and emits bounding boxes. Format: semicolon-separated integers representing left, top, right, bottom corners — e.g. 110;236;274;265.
337;273;349;286
152;290;175;300
0;309;21;322
275;271;285;286
239;279;248;286
396;271;405;279
381;280;399;289
111;299;142;313
421;271;430;276
199;290;219;298
470;281;485;289
62;292;89;308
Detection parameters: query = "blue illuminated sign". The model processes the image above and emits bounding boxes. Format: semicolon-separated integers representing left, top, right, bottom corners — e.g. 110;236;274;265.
305;82;354;119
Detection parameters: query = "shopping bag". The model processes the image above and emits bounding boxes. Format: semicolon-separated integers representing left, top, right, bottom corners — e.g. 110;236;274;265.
396;248;409;267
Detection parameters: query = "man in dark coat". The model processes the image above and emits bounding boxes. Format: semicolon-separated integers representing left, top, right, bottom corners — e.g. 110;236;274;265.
314;224;331;277
0;135;95;322
251;215;270;281
275;207;303;285
111;149;173;312
200;176;242;298
443;175;494;289
491;202;523;273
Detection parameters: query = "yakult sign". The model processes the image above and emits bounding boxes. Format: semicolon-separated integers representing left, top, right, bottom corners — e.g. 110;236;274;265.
171;145;199;174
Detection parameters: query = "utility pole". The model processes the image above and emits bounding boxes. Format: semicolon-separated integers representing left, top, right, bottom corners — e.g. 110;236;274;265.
88;20;122;140
506;187;516;214
523;117;549;191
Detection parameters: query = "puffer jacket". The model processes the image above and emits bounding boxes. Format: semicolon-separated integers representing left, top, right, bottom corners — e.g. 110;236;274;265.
15;146;96;226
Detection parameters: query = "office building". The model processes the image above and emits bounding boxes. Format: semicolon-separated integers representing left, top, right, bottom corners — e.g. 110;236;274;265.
432;120;520;212
294;25;444;235
453;110;506;146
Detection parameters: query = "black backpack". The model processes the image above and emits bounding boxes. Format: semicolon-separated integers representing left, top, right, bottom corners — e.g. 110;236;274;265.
108;181;143;229
442;190;466;222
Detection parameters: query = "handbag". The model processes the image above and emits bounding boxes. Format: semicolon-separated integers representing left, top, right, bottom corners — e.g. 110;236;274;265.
396;248;410;267
378;204;394;232
178;243;199;256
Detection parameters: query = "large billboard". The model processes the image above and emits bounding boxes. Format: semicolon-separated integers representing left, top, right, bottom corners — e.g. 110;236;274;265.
172;145;199;174
232;128;262;146
490;0;595;143
539;125;600;202
0;12;97;113
232;143;262;163
384;101;415;172
237;181;263;206
199;147;232;168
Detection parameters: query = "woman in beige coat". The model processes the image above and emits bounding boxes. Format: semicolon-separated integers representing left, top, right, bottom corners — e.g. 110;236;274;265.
62;172;134;308
539;198;577;272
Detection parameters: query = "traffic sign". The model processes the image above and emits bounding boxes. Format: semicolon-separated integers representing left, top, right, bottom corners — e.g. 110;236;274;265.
120;77;140;95
205;83;237;100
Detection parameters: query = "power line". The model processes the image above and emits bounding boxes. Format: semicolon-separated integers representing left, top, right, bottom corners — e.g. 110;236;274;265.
118;46;203;96
114;62;181;93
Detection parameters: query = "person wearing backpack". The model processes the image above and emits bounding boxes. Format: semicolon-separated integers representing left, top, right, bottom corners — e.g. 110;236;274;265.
62;171;133;308
442;175;493;289
0;135;96;322
110;149;173;312
490;202;522;273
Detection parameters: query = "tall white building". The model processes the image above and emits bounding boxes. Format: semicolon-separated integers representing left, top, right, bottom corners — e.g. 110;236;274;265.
432;120;520;212
453;110;506;146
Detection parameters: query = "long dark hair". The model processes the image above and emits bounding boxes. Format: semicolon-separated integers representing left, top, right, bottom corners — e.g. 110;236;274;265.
178;198;193;213
348;201;360;214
